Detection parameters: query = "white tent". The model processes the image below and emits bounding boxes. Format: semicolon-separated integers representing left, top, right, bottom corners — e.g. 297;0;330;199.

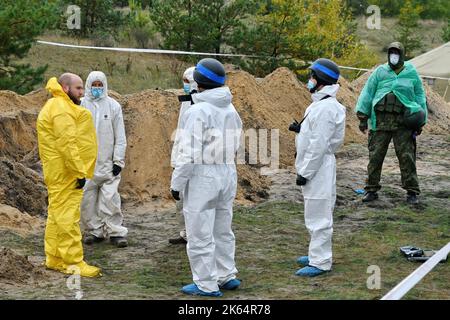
410;42;450;101
410;42;450;79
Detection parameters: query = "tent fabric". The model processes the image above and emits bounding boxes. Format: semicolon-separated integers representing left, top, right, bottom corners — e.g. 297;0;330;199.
410;42;450;79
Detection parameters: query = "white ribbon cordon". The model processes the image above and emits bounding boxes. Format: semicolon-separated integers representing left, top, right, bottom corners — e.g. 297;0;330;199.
35;40;450;81
36;40;257;58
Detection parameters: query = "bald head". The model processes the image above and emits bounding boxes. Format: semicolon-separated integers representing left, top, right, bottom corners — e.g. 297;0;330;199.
58;73;84;105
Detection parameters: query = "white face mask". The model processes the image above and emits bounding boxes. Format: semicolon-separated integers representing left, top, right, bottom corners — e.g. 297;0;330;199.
390;53;400;66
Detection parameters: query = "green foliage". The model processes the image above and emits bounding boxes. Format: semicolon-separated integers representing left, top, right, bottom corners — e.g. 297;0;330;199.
150;0;258;56
126;0;156;48
234;0;377;77
0;0;57;94
442;20;450;42
347;0;450;19
396;0;423;59
59;0;126;38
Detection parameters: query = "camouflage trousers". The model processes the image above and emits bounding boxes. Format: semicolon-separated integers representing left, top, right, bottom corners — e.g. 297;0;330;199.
365;129;420;194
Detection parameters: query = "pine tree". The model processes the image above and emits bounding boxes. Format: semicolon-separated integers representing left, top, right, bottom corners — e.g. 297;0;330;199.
397;0;423;59
150;0;258;54
0;0;57;94
234;0;377;78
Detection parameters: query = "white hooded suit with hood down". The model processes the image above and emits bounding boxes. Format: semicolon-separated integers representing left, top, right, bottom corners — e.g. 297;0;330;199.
171;86;242;293
295;84;346;271
81;71;128;238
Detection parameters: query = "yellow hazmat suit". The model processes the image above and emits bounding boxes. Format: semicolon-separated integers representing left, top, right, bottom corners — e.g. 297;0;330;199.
37;77;101;277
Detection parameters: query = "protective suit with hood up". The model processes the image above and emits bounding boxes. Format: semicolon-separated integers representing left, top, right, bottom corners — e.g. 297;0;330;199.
80;71;128;240
37;77;100;277
295;84;346;272
171;85;243;294
169;66;197;244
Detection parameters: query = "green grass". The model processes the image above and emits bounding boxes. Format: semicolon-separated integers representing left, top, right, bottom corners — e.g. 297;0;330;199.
1;202;448;299
21;34;190;95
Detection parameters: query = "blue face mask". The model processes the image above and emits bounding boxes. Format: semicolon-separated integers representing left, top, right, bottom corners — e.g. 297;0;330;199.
183;83;191;94
91;87;104;99
307;79;316;90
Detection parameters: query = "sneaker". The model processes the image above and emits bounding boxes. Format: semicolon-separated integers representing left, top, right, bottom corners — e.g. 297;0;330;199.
181;283;223;297
296;266;328;277
406;192;419;205
83;234;104;245
110;236;128;248
296;256;309;266
219;279;241;290
362;192;378;202
168;236;187;245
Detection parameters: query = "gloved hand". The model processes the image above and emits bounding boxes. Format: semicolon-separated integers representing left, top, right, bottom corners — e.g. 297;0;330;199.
112;164;122;176
171;189;180;201
412;127;423;139
296;174;307;186
76;178;86;189
359;121;368;134
289;120;301;133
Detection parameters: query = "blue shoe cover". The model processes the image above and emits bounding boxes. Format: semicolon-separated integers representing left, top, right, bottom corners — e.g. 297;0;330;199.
219;278;241;290
296;256;309;266
295;266;327;277
181;283;223;297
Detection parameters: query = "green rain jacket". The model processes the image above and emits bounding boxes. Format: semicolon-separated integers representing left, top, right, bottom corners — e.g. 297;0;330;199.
355;62;427;130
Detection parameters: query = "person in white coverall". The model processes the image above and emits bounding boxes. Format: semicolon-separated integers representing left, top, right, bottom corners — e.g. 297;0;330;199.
80;71;128;248
292;58;346;277
169;66;198;245
170;58;243;297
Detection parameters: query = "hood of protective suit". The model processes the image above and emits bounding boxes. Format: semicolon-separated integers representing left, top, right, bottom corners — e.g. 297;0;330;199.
85;71;108;100
192;86;232;108
46;77;72;101
311;84;340;102
183;67;198;92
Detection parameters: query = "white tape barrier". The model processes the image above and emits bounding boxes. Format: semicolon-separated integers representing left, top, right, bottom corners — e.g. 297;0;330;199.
36;40;450;81
381;242;450;300
36;40;258;58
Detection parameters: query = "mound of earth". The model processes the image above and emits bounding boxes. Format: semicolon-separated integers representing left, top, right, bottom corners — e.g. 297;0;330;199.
0;247;43;284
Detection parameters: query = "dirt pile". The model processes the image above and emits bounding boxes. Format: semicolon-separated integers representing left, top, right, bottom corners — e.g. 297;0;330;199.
0;247;43;284
0;158;47;216
0;67;449;213
0;204;43;235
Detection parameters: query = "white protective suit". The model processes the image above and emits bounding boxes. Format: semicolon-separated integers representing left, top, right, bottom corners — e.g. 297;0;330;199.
170;67;197;241
171;86;242;293
80;71;128;238
295;84;346;271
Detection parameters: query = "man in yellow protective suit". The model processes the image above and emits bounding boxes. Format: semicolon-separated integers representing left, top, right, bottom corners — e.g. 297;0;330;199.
37;73;101;277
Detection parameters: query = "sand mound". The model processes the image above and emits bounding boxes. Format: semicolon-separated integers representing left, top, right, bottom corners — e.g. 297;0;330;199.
0;158;47;216
0;204;43;235
0;67;448;215
0;247;43;284
116;89;270;203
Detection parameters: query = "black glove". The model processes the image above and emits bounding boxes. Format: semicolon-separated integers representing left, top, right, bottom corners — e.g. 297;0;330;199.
359;121;368;133
171;189;180;201
112;164;122;176
76;178;86;189
296;174;307;186
289;120;301;133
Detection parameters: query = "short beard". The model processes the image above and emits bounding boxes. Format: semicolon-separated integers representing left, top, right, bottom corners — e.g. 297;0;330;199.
68;89;81;105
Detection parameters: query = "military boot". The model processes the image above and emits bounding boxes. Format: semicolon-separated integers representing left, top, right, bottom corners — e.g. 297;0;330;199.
407;192;419;205
362;192;379;202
